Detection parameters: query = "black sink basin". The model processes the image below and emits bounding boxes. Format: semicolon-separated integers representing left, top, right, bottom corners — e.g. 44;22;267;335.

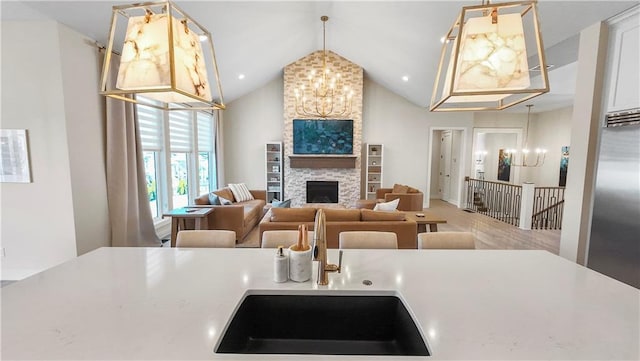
215;293;430;356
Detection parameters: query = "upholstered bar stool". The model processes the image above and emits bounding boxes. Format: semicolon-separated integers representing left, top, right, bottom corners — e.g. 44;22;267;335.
175;230;236;248
417;232;476;249
339;231;398;249
261;230;314;248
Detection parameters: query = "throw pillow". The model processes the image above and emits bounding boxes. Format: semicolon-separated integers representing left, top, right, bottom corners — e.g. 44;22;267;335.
215;188;235;202
361;209;406;221
392;183;409;193
407;186;420;193
373;198;400;211
208;193;221;205
271;199;292;208
219;196;233;205
228;183;254;202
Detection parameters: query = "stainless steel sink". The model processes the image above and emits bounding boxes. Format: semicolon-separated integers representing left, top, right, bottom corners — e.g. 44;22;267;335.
215;293;430;356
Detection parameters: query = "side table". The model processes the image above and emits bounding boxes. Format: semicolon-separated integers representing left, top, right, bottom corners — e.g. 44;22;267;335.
163;207;215;247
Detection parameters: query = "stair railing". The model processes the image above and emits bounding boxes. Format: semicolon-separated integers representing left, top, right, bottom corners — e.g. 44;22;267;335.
531;187;565;229
464;177;522;226
464;178;565;230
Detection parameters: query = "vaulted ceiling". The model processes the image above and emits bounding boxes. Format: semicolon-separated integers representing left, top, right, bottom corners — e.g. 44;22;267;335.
3;1;637;113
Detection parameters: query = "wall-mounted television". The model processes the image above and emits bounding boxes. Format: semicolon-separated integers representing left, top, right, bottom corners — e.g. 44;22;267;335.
293;119;353;155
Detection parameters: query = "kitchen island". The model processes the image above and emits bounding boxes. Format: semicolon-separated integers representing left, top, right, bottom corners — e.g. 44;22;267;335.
2;247;638;360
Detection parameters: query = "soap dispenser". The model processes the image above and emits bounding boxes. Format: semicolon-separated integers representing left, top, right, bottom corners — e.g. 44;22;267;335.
274;246;288;283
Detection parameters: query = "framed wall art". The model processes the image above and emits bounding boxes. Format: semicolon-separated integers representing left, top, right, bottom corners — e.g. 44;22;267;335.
497;148;511;182
559;146;569;187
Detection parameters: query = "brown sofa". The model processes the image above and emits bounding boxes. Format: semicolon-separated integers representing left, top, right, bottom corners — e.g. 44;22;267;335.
259;208;418;249
375;186;424;211
192;187;266;241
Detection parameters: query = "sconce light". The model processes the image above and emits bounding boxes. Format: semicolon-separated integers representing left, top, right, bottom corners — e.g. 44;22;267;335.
100;1;224;111
475;150;488;164
430;0;549;111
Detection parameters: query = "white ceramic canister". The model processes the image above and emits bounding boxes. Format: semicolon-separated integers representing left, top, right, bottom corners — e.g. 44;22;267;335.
288;245;312;282
274;246;289;283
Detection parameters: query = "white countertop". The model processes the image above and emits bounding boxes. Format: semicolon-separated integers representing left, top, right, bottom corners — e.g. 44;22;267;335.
2;248;638;360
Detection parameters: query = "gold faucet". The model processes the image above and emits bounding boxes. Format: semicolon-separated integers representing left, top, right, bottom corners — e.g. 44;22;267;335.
312;209;342;286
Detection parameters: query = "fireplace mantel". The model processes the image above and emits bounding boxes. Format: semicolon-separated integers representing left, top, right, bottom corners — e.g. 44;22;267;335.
289;155;357;169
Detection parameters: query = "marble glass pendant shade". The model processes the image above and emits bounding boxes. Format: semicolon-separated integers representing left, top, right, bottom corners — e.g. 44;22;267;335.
430;0;549;112
100;1;224;111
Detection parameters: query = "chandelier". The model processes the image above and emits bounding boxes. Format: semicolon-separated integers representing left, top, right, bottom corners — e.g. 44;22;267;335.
430;0;550;111
506;104;546;167
100;1;224;111
293;16;353;118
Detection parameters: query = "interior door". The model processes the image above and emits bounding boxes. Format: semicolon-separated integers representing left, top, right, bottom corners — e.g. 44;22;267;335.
439;131;452;201
449;130;462;204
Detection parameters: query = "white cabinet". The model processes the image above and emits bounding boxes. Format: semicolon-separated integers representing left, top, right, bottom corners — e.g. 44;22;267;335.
604;5;640;113
364;144;383;200
265;142;283;203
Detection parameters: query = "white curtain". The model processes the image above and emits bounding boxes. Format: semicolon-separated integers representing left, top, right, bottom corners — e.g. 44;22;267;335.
104;53;161;247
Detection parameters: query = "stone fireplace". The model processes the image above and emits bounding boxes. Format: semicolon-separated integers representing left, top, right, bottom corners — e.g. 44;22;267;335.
306;181;338;203
283;50;364;208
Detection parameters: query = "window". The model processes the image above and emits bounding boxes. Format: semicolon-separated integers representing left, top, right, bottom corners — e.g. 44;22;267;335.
197;111;217;193
143;151;159;218
170;152;189;208
136;98;217;219
169;110;192;209
198;152;211;196
137;101;164;217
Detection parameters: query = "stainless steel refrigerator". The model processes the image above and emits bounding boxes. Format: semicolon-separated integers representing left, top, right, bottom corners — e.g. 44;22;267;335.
588;110;640;289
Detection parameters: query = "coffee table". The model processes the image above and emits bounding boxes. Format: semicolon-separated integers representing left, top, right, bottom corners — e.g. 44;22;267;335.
163;207;215;247
403;210;447;233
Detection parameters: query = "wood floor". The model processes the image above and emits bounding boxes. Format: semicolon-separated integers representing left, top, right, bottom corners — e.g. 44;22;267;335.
238;199;561;254
424;199;560;253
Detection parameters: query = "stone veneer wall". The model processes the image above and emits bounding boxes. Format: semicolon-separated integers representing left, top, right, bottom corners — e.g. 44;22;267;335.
283;50;364;208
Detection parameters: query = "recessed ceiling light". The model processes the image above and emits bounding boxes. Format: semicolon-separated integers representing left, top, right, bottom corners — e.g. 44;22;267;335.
198;34;208;42
238;74;245;80
402;75;409;82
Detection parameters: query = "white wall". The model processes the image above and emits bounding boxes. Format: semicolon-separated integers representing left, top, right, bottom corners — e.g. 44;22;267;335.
482;133;517;182
362;78;473;206
521;106;574;186
474;112;527;128
473;112;526;184
1;21;77;279
473;108;573;187
1;21;110;279
57;24;110;256
222;77;284;189
561;22;609;264
221;75;474;206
